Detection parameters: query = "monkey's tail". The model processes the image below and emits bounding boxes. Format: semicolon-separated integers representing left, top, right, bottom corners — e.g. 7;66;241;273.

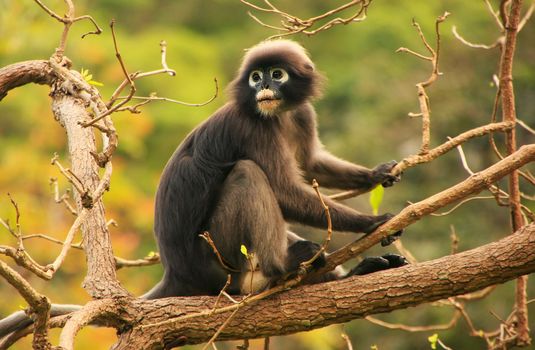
0;304;81;340
140;279;166;300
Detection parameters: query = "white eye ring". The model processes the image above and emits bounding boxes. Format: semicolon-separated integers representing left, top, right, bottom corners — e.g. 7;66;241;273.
270;68;289;83
248;70;263;87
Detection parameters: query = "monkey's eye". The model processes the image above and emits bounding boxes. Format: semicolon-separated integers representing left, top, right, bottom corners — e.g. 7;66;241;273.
248;70;263;86
270;68;289;83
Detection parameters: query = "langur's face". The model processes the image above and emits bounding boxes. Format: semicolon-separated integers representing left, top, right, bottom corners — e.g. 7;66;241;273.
247;67;289;117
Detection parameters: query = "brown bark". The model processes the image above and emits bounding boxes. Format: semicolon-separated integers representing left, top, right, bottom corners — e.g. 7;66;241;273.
105;223;535;349
499;0;530;345
323;144;535;273
0;61;54;101
50;89;126;299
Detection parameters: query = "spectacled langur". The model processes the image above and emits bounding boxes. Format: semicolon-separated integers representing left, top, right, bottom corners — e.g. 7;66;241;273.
0;41;409;338
144;40;406;299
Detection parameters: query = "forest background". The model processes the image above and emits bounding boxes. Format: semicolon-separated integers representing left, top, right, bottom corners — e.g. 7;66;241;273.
0;0;534;349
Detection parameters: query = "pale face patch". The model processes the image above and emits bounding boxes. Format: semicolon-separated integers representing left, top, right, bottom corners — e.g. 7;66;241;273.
256;89;281;116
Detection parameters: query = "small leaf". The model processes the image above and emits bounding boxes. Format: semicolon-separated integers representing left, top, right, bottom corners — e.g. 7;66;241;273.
89;80;104;87
370;345;378;350
147;251;156;258
428;333;438;350
369;184;384;215
240;245;248;256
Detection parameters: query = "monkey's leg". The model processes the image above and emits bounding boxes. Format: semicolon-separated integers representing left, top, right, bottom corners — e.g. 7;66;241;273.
209;160;288;293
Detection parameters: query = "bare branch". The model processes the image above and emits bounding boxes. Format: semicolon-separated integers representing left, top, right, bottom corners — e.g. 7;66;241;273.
365;311;460;332
322;144;535;273
0;260;51;349
331;122;514;201
240;0;372;38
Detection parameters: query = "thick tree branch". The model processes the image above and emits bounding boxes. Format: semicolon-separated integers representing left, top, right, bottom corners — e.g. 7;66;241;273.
108;222;535;348
50;91;126;299
0;60;54;101
324;144;535;272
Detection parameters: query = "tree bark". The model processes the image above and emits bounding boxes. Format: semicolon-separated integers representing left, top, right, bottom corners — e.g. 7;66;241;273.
0;61;54;101
107;223;535;349
50;81;126;299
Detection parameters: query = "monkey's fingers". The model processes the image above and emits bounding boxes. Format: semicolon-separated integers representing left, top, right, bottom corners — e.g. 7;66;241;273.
381;174;401;187
380;229;403;246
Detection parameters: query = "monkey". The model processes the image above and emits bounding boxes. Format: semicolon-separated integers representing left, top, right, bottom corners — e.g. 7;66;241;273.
0;40;407;339
143;39;406;299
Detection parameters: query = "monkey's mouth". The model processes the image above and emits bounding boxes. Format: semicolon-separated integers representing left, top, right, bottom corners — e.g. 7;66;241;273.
256;90;281;112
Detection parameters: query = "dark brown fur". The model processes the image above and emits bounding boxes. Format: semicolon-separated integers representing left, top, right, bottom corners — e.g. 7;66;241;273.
144;40;404;298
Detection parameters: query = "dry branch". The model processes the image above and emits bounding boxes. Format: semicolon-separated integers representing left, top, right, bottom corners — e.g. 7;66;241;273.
323;144;535;272
331;121;514;201
0;61;54;101
0;260;51;349
498;0;530;345
107;222;535;348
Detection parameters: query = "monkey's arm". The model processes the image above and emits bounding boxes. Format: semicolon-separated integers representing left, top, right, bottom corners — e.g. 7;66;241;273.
293;105;399;190
277;179;392;233
305;150;399;190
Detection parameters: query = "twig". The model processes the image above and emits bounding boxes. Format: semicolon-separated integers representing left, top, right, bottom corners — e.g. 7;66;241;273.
114;77;219;108
201;308;241;350
44;209;89;275
330;122;514;201
51;154;87;197
200;231;240;272
240;0;372;39
159;40;176;77
263;337;270;350
81;20;136;127
301;180;332;268
431;196;496;216
518;119;535;135
341;332;354;350
114;253;161;270
397;12;449;155
211;275;234;314
33;0;102;56
450;225;459;255
452;26;502;50
50;178;78;216
365;311;460;332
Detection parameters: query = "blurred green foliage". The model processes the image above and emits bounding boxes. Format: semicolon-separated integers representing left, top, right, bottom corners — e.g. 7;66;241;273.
0;0;534;349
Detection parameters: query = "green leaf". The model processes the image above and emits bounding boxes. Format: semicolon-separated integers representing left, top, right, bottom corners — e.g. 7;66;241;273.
428;333;438;350
147;251;156;258
370;345;379;350
89;80;104;87
369;184;384;215
240;244;248;256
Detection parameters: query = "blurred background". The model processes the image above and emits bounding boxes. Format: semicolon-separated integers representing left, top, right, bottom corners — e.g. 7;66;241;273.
0;0;534;349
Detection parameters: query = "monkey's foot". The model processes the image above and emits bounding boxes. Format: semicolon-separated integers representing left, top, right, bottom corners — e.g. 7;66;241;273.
349;253;408;276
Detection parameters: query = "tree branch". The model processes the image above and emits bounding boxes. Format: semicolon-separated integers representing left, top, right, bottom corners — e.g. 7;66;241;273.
323;144;535;272
109;222;535;348
0;60;54;101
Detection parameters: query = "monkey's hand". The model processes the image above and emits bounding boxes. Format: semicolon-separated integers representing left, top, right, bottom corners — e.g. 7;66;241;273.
371;160;401;188
363;213;403;246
